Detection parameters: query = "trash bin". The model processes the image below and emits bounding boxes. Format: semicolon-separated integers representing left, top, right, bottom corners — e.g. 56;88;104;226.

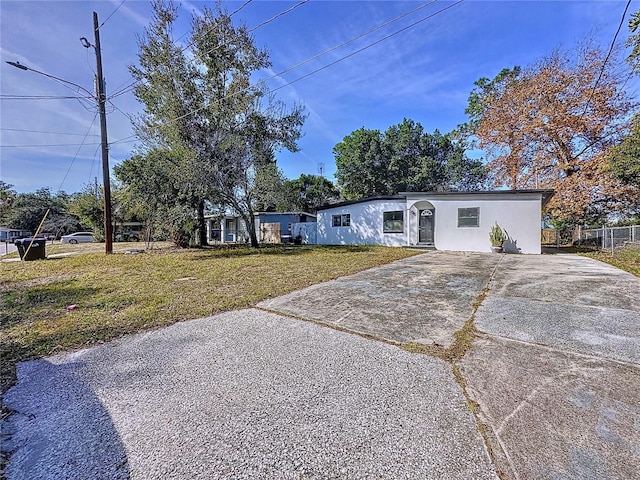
14;238;46;261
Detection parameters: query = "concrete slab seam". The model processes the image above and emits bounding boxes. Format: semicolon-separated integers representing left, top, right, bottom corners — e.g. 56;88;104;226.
447;253;513;479
254;306;407;351
261;254;509;477
474;331;640;370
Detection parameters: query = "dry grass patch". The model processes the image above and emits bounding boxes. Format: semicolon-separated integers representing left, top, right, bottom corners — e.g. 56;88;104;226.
1;244;422;392
578;244;640;277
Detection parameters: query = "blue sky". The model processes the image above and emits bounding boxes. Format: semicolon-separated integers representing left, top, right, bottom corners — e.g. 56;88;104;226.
1;0;636;194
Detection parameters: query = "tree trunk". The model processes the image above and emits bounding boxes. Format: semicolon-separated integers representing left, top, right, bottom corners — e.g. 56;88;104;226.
246;213;259;248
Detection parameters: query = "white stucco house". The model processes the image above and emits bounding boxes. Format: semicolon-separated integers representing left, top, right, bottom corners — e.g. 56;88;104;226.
316;190;554;254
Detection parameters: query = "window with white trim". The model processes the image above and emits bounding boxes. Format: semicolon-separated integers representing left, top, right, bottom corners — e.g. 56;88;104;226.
383;211;404;233
458;207;479;227
332;214;351;227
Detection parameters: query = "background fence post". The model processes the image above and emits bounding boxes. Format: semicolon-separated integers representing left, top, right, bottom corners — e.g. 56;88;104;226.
611;228;614;255
578;225;581;246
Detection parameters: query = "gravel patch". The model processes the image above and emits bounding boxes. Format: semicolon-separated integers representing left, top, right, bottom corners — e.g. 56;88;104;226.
2;309;495;479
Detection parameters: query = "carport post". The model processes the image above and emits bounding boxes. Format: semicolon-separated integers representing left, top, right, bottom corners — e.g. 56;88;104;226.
406;206;411;246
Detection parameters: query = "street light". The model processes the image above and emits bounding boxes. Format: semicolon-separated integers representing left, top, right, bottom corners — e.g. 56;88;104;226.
5;11;114;254
5;61;94;98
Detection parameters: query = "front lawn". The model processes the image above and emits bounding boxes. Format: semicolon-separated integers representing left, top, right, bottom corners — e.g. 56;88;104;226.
1;244;422;392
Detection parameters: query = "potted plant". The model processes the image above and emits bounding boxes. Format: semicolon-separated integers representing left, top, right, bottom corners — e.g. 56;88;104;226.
489;223;506;253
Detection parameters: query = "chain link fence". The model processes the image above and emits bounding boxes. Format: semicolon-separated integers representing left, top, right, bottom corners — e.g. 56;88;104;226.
542;225;640;253
575;225;639;251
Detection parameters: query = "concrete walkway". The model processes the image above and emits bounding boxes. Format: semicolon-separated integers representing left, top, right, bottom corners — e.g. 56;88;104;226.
2;251;639;479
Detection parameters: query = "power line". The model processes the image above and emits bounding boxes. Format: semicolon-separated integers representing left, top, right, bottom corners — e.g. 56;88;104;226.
99;0;127;29
107;99;135;123
110;135;138;145
174;0;253;45
247;0;308;34
109;1;462;147
0;143;102;148
582;0;632;115
229;0;253;17
110;0;308;100
272;0;464;93
0;95;92;100
88;144;102;184
1;128;100;136
164;0;464;127
266;1;436;90
57;112;99;193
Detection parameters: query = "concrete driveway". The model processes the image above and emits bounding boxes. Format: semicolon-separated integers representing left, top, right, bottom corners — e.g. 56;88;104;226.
2;251;639;479
261;251;640;479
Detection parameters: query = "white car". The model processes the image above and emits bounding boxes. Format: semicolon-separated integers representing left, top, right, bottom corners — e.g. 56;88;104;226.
60;232;95;244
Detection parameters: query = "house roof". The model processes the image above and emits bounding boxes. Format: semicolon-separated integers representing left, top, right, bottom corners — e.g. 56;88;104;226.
316;190;555;211
316;196;405;211
254;211;317;218
204;211;317;220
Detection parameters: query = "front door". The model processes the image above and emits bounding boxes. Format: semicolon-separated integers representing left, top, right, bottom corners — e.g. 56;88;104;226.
418;209;434;244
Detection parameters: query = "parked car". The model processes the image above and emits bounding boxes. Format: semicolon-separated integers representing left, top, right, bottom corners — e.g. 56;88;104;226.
60;232;95;244
115;231;141;242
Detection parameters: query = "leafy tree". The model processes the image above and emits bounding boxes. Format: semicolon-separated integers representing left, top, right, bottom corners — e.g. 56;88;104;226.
608;116;640;188
114;149;188;246
280;174;341;213
334;119;488;199
627;10;640;74
252;161;287;212
4;188;81;236
212;101;306;247
129;0;208;245
334;127;388;199
461;43;637;223
129;0;305;248
69;183;104;236
0;181;16;224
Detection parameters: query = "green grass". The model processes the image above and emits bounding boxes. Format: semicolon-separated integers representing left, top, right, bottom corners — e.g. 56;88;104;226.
578;244;640;277
1;244;422;392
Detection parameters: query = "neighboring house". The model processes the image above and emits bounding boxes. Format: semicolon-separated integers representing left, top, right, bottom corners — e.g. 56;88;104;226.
255;212;316;243
316;190;554;254
0;227;32;242
206;215;248;244
205;212;316;244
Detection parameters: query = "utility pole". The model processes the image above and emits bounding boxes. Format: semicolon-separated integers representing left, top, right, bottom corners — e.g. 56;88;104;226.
91;11;113;253
6;13;113;255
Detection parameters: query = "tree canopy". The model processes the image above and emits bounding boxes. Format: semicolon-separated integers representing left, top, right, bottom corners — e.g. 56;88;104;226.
608;116;640;189
0;181;17;224
280;174;341;213
461;43;638;223
334;119;488;199
3;188;82;236
127;0;305;247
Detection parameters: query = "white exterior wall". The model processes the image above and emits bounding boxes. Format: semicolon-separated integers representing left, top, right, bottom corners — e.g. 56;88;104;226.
316;192;545;254
407;193;543;254
292;222;317;244
317;200;407;246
